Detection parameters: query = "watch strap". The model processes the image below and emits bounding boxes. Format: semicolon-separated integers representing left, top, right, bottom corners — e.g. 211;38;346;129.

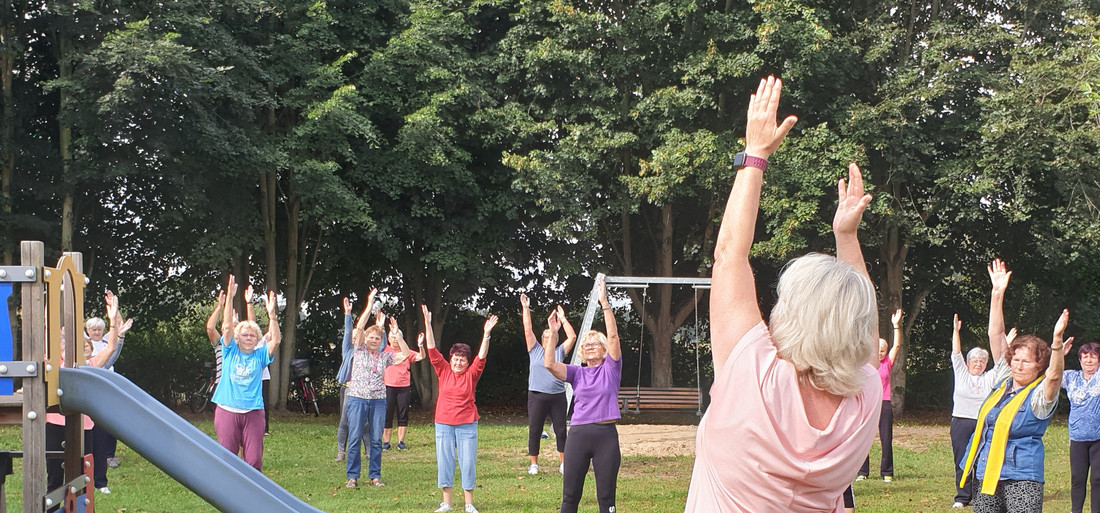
734;152;769;171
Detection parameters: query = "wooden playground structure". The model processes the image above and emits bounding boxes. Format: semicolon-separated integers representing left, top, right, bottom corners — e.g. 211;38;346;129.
0;241;99;512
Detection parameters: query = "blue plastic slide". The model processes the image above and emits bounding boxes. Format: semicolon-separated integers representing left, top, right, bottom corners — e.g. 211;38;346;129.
57;366;324;513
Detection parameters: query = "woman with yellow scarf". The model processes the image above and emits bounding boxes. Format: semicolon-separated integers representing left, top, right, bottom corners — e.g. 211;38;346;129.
959;259;1070;513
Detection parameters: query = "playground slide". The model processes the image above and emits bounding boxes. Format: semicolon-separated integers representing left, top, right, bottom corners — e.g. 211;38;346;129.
57;367;325;513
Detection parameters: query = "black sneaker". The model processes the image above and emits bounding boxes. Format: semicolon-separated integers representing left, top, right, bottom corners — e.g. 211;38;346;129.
382;442;391;451
397;441;408;450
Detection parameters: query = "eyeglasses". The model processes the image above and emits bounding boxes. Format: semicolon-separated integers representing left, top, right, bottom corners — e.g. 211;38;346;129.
581;342;603;349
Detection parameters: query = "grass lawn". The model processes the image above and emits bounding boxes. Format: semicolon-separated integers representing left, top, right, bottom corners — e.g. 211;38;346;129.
0;410;1082;512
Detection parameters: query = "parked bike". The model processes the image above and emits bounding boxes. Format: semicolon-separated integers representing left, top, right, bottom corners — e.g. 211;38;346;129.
288;358;320;417
189;361;217;413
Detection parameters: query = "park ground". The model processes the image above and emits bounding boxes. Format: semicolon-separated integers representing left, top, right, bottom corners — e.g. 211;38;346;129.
0;409;1084;512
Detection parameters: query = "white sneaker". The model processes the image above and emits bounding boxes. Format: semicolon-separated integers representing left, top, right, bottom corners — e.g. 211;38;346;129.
559;462;564;474
97;487;110;494
952;502;964;509
464;505;479;513
434;503;453;513
527;463;539;475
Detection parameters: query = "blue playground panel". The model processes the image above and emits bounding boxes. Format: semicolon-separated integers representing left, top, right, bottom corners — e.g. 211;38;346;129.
0;282;12;394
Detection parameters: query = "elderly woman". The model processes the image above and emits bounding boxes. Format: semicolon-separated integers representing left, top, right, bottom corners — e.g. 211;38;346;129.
83;310;132;492
423;305;498;513
210;275;280;471
949;291;1010;508
47;291;124;492
335;288;377;461
382;316;426;452
543;278;620;513
684;77;882;512
521;294;575;475
1060;339;1100;513
859;308;902;482
343;297;412;488
959;259;1068;513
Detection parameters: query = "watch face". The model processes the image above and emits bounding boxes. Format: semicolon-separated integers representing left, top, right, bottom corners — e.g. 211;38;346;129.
733;152;746;167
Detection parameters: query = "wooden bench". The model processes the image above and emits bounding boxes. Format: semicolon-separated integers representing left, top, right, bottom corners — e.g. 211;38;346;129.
618;387;701;414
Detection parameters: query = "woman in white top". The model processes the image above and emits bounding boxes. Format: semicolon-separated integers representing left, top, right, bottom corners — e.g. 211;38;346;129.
949;283;1010;509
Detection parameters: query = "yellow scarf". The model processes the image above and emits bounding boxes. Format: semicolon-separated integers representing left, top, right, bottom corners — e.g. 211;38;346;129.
959;376;1045;494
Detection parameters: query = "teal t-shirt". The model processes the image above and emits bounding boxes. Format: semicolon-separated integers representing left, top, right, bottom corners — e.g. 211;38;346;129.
211;336;274;411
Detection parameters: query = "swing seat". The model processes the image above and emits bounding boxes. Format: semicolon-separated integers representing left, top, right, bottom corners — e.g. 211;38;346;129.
618;387;700;413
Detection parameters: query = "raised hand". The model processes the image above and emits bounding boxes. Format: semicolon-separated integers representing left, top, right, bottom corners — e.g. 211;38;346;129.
226;275;238;297
891;308;903;328
832;163;873;237
953;314;962;334
519;293;530;310
417;333;426;348
367;287;378;305
105;290;119;320
375;309;386;328
1006;327;1018;345
421;304;432;325
483;314;499;334
264;290;277;315
388;316;400;336
743;76;798;160
342;297;352;315
556;305;567;320
119;318;134;337
988;259;1012;294
1065;337;1075;354
547;310;561;332
1054;308;1070;342
217;290;226;306
244;284;254;304
597;277;609;307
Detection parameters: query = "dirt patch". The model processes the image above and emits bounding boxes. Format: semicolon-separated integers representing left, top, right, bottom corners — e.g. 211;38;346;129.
615;423;951;458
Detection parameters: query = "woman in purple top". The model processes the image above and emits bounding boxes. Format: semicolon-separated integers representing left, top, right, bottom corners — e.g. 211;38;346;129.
544;277;621;513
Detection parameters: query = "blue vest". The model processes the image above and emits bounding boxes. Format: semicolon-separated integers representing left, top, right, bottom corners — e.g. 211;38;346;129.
971;378;1051;483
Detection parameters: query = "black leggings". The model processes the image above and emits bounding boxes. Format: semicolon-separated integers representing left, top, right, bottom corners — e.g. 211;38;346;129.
843;484;854;508
1070;439;1100;513
860;400;894;477
528;391;567;455
951;416;978;505
385;385;412;429
561;423;620;513
46;423;93;491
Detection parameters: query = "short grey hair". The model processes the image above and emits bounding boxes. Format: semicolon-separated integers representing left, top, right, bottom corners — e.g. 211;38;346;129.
769;253;878;397
966;347;989;363
85;317;106;332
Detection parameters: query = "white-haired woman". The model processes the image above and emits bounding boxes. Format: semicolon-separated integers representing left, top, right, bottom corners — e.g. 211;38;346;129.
949;295;1009;508
521;294;575;476
210;275;280;471
83;309;132;492
544;278;620;513
684;76;882;512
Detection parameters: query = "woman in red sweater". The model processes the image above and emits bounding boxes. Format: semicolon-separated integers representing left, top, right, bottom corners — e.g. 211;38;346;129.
421;304;498;513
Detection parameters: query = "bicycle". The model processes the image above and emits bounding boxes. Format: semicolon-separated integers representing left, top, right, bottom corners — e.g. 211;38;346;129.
189;361;217;413
289;358;320;417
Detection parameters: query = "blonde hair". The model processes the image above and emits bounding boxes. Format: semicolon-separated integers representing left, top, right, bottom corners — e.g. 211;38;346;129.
234;320;262;341
579;331;607;348
769;253;877;397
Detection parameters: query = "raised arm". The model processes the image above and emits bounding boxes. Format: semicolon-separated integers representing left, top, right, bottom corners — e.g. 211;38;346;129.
355;287;378;331
987;259;1011;361
557;305;577;355
220;275;238;347
597;278;621;361
101;317;133;369
90;291;122;368
478;315;498;360
543;313;566;380
888;308;902;364
1045;309;1070;401
244;284;256;323
389;317;412;364
951;314;962;356
711;76;797;373
341;297;355;354
415;333;427;361
206;291;225;346
520;293;538;352
263;290;281;357
421;305;436;350
832;163;873;282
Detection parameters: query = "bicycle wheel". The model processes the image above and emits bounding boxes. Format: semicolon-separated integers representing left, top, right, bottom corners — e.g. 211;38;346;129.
189;382;211;413
293;379;308;414
305;378;320;417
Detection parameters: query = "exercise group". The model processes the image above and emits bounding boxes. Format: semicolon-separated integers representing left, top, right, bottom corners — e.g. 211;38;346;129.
70;78;1100;513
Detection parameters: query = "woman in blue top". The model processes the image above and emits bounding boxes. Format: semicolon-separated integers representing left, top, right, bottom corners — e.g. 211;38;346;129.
1061;340;1100;513
959;260;1069;513
520;293;576;476
210;275;280;471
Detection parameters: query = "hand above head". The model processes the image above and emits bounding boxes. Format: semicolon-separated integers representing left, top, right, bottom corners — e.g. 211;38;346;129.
519;293;530;310
891;308;903;328
217;290;226;306
1054;308;1070;342
547;310;561;332
1006;327;1018;345
1065;337;1075;354
483;314;499;334
953;314;962;334
264;290;277;315
342;297;352;315
988;259;1012;294
420;304;432;324
743;76;798;160
244;284;254;304
832;163;873;237
556;305;567;320
375;309;386;327
388;316;399;336
105;290;121;322
226;275;237;297
118;318;134;337
597;277;609;307
367;287;378;304
417;333;425;347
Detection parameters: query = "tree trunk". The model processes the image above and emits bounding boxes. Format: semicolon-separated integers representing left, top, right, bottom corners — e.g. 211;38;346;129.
409;267;443;408
879;223;909;416
1;15;14;265
259;164;283;408
58;34;73;252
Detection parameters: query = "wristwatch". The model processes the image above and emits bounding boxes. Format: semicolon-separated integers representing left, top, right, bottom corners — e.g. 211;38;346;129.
733;152;768;171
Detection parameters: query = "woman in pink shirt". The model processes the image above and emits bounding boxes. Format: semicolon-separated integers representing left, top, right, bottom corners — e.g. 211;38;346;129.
858;308;902;482
382;316;425;451
684;77;883;513
422;304;498;513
